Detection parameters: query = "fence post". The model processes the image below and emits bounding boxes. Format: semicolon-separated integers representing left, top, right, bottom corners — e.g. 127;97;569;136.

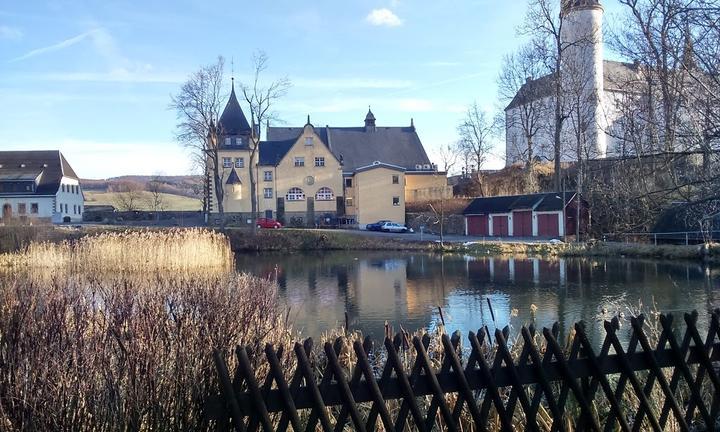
686;232;689;245
654;233;657;246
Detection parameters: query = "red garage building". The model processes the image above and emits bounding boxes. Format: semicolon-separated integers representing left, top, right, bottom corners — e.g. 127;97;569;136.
463;192;587;239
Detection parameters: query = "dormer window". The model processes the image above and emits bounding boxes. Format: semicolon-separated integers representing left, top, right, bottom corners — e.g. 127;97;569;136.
305;137;313;146
225;137;231;146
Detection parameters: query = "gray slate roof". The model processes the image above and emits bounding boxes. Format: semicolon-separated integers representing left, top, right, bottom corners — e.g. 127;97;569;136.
219;84;252;136
258;138;298;166
267;125;431;172
505;61;640;111
0;150;78;195
225;167;242;185
463;192;576;215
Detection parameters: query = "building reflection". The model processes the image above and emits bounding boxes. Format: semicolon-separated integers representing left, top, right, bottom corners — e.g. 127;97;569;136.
235;251;718;344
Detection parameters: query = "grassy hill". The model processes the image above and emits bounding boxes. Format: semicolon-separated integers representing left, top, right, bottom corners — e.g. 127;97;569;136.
84;191;202;211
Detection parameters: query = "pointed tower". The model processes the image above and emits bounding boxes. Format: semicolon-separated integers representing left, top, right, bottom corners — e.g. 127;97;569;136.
218;78;252;146
561;0;606;158
364;107;376;132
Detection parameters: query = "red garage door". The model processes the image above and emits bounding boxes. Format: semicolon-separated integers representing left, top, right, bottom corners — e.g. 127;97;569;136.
513;211;532;237
537;213;560;237
467;215;488;236
492;215;509;237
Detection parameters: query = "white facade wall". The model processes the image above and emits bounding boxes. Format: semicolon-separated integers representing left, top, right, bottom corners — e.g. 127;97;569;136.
0;196;55;221
55;176;84;222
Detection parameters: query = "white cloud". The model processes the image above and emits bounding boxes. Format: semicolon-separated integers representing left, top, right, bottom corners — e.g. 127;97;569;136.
9;29;99;62
0;25;22;40
366;8;403;27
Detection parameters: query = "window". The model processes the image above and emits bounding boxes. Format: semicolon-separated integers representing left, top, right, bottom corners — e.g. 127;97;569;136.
315;187;334;201
61;184;65;193
392;175;399;184
294;157;305;167
392;196;400;206
18;203;26;214
314;157;325;167
263;188;273;199
222;157;232;168
305;137;313;146
225;137;231;146
235;157;244;168
31;203;38;214
344;178;353;188
286;187;305;201
264;171;273;181
346;197;354;207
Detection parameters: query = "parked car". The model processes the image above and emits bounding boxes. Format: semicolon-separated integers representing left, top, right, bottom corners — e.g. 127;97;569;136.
256;218;282;229
366;220;392;231
379;222;413;233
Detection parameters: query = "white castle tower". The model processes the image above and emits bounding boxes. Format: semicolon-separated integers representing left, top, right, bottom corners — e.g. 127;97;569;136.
560;0;606;158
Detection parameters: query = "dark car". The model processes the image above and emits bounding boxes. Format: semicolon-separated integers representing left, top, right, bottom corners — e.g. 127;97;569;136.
365;220;392;231
256;218;282;229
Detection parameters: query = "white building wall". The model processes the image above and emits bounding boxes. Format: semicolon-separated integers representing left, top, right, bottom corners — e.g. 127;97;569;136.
54;176;84;222
0;196;55;221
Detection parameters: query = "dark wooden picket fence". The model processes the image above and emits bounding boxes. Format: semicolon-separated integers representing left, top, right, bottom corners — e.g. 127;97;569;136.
209;310;720;431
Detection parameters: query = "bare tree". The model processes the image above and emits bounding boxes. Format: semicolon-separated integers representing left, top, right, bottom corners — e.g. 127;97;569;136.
110;180;144;212
498;42;551;169
437;142;460;174
146;173;166;217
238;51;291;232
170;57;226;220
457;102;498;171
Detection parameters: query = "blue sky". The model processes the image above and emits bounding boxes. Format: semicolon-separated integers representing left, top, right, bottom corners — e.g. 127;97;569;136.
0;0;623;179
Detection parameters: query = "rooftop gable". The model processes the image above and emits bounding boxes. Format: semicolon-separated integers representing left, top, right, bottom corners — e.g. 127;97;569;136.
0;150;78;195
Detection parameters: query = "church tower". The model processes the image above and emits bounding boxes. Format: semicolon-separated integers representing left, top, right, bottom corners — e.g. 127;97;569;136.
561;0;606;158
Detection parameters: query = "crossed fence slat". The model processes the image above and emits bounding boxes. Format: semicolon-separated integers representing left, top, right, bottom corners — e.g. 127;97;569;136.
210;310;720;431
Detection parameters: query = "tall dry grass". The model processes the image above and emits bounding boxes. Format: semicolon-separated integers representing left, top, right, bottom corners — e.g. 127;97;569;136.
0;228;234;272
0;270;294;431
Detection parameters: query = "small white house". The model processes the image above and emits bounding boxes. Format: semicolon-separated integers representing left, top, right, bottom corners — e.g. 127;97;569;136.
0;150;84;224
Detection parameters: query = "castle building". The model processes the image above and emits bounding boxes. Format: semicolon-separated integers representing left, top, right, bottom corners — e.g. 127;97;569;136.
210;82;449;227
504;0;640;166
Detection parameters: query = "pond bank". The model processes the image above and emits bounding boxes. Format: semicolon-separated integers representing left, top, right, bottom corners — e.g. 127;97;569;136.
0;226;717;263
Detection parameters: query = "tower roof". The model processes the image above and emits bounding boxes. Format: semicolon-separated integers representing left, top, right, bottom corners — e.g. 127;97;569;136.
365;107;376;122
218;80;252;136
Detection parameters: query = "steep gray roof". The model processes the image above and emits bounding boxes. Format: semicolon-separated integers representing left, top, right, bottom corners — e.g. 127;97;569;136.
0;150;78;195
258;138;297;166
267;124;431;171
225;167;242;185
219;82;252;136
505;61;640;111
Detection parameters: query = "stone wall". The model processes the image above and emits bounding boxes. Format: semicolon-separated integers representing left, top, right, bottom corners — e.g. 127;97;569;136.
406;212;466;235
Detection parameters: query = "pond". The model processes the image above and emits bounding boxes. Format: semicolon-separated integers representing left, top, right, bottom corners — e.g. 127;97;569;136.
235;251;720;344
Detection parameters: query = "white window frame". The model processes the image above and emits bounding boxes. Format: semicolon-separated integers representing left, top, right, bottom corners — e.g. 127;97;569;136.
31;203;38;214
263;188;273;199
222;157;232;168
392;175;399;184
235;157;244;168
315;187;334;201
286;187;305;201
264;170;273;181
314;157;325;167
346;197;354;207
294;157;305;167
225;137;231;146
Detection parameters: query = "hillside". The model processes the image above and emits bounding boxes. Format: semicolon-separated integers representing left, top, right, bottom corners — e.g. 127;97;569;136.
84;191;202;211
80;175;203;198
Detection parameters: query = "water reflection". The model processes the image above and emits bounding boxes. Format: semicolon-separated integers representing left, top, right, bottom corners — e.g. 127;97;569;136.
235;252;720;344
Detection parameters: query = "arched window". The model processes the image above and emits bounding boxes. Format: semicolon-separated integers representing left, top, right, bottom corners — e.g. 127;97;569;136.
315;187;334;201
286;187;305;201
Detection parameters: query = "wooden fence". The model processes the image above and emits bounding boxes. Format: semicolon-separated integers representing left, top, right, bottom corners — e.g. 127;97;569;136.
209;310;720;431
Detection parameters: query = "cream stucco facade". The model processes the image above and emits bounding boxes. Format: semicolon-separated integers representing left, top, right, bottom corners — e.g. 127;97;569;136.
352;165;406;226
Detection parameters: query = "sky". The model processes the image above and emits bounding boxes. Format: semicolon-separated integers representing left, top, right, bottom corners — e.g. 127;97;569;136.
0;0;624;179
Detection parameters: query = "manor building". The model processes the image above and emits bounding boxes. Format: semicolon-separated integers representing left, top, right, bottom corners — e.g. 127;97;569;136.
0;150;84;224
209;82;448;227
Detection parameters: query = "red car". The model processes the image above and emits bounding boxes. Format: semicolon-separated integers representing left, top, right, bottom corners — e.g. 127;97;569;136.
256;218;282;229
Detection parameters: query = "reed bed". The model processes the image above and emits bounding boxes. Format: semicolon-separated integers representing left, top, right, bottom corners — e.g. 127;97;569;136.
0;228;234;272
